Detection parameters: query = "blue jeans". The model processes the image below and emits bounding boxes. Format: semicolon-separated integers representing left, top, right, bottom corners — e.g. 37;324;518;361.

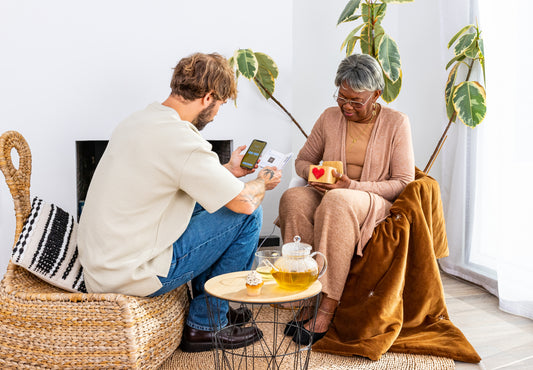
150;203;262;331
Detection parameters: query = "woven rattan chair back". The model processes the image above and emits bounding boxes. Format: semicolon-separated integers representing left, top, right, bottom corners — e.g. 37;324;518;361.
0;130;189;369
0;130;32;246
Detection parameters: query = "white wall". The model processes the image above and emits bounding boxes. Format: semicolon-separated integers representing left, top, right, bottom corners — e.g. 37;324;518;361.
0;0;449;279
386;1;446;176
292;1;347;157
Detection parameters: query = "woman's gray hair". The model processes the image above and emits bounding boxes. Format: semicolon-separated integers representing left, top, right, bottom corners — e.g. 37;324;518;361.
334;54;385;92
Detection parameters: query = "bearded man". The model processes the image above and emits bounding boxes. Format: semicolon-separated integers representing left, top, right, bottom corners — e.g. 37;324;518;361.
78;52;282;352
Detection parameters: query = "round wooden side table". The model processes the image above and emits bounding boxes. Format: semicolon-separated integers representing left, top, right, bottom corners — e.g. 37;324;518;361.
204;270;322;370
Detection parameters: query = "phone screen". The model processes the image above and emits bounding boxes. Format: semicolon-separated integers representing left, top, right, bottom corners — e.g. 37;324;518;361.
240;139;267;169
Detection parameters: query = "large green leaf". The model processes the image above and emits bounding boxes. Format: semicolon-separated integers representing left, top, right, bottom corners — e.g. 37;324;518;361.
253;52;278;99
253;69;275;99
346;36;360;56
360;24;373;55
337;0;361;25
448;24;474;49
235;49;258;79
382;71;402;103
377;33;401;83
454;33;476;56
341;23;364;54
464;39;479;59
343;15;362;23
254;52;278;79
445;63;459;120
452;81;487;128
445;53;465;70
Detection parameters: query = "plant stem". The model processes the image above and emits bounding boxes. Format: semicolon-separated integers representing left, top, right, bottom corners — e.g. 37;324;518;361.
423;113;455;173
423;59;476;174
253;77;309;138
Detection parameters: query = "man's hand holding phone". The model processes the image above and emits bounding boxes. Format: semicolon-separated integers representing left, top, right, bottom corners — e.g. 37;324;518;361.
224;139;282;214
240;139;267;169
224;139;282;190
224;145;259;178
225;139;268;178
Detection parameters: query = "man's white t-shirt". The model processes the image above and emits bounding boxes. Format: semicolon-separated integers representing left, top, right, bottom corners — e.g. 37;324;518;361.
77;103;244;296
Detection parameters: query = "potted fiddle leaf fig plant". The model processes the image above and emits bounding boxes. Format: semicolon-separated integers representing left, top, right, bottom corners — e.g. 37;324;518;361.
337;0;414;102
424;23;487;173
228;49;308;138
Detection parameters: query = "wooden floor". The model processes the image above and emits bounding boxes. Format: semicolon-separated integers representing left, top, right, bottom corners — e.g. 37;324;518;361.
442;272;533;369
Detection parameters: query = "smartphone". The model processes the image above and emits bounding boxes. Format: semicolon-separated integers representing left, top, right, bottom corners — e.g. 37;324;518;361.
240;139;267;169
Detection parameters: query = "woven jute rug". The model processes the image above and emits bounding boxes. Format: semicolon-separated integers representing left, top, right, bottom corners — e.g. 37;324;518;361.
159;306;455;370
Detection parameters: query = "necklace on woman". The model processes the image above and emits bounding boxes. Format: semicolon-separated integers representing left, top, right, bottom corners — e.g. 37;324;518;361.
348;121;374;145
347;104;377;145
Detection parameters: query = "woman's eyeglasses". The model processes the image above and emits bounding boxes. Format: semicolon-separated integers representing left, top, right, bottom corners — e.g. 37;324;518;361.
334;93;373;108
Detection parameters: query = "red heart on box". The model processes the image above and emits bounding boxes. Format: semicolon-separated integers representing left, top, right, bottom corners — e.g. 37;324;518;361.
312;167;325;179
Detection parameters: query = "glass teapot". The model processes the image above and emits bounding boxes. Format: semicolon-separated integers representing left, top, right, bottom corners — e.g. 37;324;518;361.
270;236;327;291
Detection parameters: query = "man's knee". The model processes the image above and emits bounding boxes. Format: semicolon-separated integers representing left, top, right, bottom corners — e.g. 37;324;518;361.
235;205;262;237
248;206;263;231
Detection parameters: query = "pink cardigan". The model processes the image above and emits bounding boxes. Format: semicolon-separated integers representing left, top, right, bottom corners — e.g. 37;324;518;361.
295;106;415;255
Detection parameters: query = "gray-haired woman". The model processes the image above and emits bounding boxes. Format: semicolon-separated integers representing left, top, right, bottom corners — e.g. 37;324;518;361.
278;54;415;345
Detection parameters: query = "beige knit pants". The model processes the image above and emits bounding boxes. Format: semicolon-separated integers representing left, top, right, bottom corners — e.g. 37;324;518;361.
278;186;370;302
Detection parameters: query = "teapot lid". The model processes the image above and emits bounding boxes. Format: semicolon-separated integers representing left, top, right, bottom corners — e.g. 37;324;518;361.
282;236;312;257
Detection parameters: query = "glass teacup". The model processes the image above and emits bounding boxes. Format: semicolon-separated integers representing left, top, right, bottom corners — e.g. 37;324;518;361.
253;249;281;279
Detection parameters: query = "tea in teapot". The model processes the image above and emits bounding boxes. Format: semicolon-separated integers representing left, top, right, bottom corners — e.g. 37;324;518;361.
271;270;318;291
271;236;327;291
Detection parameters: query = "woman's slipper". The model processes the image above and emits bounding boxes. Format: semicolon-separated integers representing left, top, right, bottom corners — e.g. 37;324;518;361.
291;326;327;345
283;303;318;336
291;306;335;344
283;318;310;336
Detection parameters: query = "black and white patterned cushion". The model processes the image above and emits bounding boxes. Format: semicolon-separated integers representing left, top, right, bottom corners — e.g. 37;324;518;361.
13;197;87;293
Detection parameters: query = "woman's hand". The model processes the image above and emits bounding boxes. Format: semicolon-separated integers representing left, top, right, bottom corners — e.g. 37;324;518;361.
309;170;351;193
224;145;258;178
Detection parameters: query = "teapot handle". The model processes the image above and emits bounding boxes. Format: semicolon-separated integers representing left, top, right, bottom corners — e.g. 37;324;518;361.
310;251;327;279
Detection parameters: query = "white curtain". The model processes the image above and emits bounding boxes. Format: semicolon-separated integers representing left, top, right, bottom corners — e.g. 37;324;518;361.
439;0;533;320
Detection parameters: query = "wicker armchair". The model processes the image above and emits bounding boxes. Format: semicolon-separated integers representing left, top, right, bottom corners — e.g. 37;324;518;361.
0;131;189;369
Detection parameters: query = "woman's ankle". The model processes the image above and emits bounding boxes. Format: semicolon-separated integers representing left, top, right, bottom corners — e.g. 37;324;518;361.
305;311;333;332
319;296;338;316
303;297;338;332
317;307;336;316
295;304;315;321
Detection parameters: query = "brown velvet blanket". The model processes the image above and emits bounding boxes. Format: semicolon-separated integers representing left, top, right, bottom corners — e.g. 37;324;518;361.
312;169;481;363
